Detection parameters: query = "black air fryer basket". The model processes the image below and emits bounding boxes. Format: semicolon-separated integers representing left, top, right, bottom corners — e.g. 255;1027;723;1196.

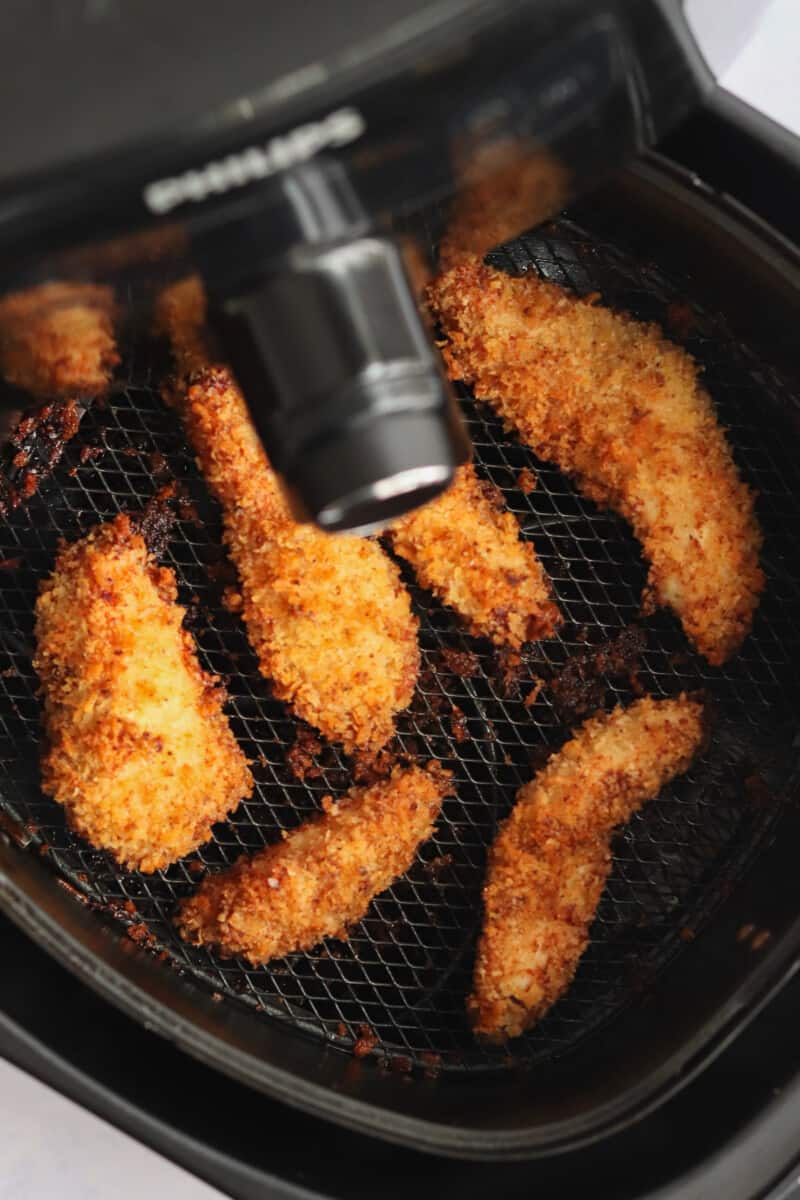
1;137;800;1162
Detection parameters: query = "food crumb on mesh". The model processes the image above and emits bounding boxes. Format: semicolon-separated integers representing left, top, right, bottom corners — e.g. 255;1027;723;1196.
549;625;647;721
516;466;538;494
352;1024;379;1058
523;678;544;707
450;704;469;743
285;727;323;781
424;853;454;879
438;646;480;676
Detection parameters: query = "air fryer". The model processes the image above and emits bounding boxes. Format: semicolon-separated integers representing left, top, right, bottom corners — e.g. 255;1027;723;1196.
1;1;799;1196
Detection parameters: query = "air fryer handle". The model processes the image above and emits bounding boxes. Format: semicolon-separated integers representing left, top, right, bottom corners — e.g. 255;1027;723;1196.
195;157;469;534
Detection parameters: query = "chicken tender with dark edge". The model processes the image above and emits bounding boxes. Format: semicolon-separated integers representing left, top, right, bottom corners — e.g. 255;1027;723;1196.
0;282;118;397
176;763;451;964
33;514;253;873
155;277;419;753
470;695;705;1041
428;258;763;665
391;461;561;648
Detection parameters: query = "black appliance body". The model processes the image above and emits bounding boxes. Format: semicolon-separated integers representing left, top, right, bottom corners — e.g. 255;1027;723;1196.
1;3;799;1198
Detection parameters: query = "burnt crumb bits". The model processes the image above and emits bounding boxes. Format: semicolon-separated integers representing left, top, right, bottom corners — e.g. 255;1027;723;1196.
126;923;158;948
352;748;398;785
0;398;83;515
495;647;524;696
438;645;480;677
549;625;647;721
286;728;323;781
133;485;179;557
352;1024;379;1058
424;853;454;879
419;1051;442;1077
79;443;104;464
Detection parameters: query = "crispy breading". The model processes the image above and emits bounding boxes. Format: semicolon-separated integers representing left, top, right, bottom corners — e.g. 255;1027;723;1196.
155;278;419;753
391;461;560;647
33;514;253;873
428;258;764;665
176;763;451;964
0;281;118;397
439;147;569;271
470;695;705;1041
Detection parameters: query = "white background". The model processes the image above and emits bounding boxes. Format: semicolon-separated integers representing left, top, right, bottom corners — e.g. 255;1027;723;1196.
1;3;798;1198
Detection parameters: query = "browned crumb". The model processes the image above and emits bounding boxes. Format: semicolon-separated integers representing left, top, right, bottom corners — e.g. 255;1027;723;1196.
33;514;253;873
438;646;480;676
285;728;323;781
352;1024;379;1058
516;467;538;494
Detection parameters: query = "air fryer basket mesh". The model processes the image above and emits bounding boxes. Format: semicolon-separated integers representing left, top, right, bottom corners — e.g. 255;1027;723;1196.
0;212;799;1075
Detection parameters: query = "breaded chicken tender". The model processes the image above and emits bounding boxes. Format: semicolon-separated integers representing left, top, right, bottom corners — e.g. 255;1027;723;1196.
156;278;419;753
428;258;764;665
391;461;560;647
0;281;118;397
176;763;451;963
33;514;253;873
470;695;705;1041
439;147;569;271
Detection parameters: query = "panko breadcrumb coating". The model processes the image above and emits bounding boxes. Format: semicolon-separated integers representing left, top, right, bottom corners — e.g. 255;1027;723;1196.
439;147;568;271
156;277;419;753
0;281;118;397
33;514;253;873
176;763;451;964
470;695;705;1041
391;461;560;647
428;258;764;665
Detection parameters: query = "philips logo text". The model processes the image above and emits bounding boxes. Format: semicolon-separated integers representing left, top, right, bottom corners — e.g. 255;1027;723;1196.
143;107;366;215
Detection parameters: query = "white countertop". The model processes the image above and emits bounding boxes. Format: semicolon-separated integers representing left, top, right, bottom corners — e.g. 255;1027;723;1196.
2;3;798;1198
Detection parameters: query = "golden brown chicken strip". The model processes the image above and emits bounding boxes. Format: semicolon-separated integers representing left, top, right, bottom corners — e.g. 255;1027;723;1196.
155;278;419;753
0;281;118;397
428;258;763;665
439;147;568;271
390;461;560;647
176;763;450;964
470;695;705;1041
34;514;253;873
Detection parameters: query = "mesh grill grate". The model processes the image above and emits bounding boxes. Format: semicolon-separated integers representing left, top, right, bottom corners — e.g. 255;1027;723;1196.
1;217;799;1074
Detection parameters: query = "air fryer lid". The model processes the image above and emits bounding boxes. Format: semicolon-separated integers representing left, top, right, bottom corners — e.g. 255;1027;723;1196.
0;0;710;531
1;150;799;1158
